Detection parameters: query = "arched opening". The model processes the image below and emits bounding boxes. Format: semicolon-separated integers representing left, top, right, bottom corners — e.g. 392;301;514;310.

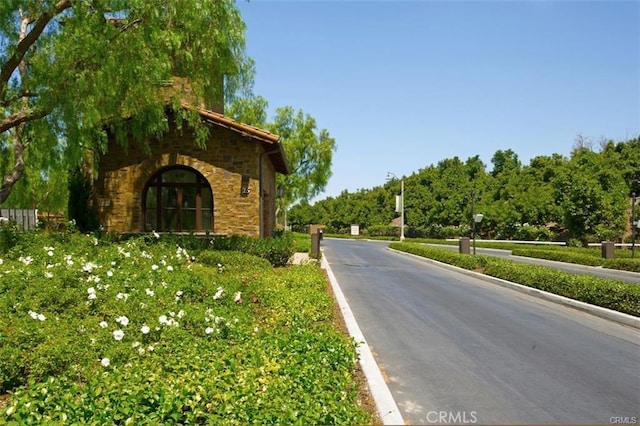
142;166;213;232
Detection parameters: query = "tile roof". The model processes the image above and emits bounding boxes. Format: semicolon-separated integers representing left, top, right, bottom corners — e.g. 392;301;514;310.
183;102;289;175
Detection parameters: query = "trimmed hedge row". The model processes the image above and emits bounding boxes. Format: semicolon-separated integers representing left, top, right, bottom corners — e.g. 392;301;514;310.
390;243;640;317
512;248;640;273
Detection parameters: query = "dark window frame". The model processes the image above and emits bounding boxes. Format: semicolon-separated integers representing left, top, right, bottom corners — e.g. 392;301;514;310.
142;166;213;233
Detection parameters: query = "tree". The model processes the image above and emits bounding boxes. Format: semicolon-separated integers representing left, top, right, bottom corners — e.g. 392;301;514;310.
554;148;628;244
0;0;252;205
267;107;336;212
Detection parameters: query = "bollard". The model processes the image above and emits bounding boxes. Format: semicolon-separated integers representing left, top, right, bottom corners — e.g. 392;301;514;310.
459;237;470;254
601;241;615;259
311;232;320;258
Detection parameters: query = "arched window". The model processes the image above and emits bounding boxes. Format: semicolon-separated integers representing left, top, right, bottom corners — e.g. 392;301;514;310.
142;166;213;232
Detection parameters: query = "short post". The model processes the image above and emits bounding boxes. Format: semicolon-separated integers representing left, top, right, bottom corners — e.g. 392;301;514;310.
601;241;615;259
311;232;320;258
459;237;470;254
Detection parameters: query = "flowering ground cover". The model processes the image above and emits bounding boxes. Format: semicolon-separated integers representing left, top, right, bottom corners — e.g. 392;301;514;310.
0;231;372;424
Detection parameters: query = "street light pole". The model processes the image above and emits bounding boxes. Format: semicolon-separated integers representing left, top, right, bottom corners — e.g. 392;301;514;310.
400;178;405;242
633;191;637;259
471;189;476;255
387;172;405;242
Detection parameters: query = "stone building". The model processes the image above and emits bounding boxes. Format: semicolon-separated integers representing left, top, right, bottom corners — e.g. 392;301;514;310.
93;103;289;238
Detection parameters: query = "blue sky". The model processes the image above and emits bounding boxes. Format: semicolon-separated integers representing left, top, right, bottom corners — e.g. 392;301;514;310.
236;0;640;201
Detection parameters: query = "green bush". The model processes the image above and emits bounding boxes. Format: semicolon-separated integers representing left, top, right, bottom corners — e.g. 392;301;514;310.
390;242;640;317
209;232;295;267
512;247;640;272
0;231;371;424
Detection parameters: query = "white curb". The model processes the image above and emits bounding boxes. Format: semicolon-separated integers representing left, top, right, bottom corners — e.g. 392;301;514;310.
321;254;405;425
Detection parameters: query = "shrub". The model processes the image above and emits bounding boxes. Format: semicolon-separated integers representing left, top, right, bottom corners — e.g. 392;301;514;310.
209;233;295;267
0;231;371;424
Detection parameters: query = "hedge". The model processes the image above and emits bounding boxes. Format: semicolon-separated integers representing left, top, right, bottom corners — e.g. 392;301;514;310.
512;248;640;273
390;243;640;317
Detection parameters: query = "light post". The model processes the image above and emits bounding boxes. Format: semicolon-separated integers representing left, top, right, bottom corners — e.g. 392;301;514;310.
470;188;483;255
632;190;637;259
387;172;405;241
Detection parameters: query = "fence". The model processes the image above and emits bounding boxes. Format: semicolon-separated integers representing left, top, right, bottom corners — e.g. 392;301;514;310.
0;209;38;231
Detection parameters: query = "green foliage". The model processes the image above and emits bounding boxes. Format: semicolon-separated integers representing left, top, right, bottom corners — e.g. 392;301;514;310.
269;107;337;209
291;232;312;253
0;231;371;424
209;232;295;267
512;247;640;273
390;242;640;316
1;0;254;205
293;137;638;243
67;168;99;233
0;221;22;252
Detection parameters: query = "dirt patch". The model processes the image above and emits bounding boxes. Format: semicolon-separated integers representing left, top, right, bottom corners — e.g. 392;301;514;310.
323;269;382;425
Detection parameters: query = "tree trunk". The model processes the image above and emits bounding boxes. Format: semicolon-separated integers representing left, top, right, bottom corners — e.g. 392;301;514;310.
0;129;26;205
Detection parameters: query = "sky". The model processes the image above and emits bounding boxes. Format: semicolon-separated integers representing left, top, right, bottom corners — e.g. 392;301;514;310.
236;0;640;201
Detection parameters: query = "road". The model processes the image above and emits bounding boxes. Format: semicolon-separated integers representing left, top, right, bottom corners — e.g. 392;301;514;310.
429;244;640;284
322;238;640;425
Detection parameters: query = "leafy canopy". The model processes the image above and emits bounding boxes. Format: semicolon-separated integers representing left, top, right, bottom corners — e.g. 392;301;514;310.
0;0;253;206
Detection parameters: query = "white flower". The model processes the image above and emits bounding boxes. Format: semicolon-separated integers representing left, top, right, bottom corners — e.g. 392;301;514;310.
166;265;174;272
115;316;129;327
177;310;185;318
45;271;53;279
151;264;159;271
82;262;98;273
87;293;97;300
47;250;54;257
0;258;3;265
132;341;141;348
141;325;150;334
153;231;160;239
100;358;110;367
19;256;33;265
99;321;108;328
147;345;154;352
28;310;45;321
92;237;99;246
205;327;214;334
113;330;125;341
213;287;224;300
138;347;146;355
87;287;96;295
159;315;168;325
234;292;242;303
107;270;113;278
145;288;155;296
116;292;129;301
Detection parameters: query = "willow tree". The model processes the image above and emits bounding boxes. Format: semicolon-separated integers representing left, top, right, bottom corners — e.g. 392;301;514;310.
0;0;253;205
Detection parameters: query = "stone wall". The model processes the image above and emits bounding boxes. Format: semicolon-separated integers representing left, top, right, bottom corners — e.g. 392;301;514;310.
94;124;277;237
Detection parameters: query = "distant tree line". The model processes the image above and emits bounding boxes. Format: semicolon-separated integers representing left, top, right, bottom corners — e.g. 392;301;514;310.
288;136;640;246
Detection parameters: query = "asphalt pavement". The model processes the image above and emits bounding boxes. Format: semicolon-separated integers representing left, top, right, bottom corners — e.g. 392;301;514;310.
322;238;640;425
